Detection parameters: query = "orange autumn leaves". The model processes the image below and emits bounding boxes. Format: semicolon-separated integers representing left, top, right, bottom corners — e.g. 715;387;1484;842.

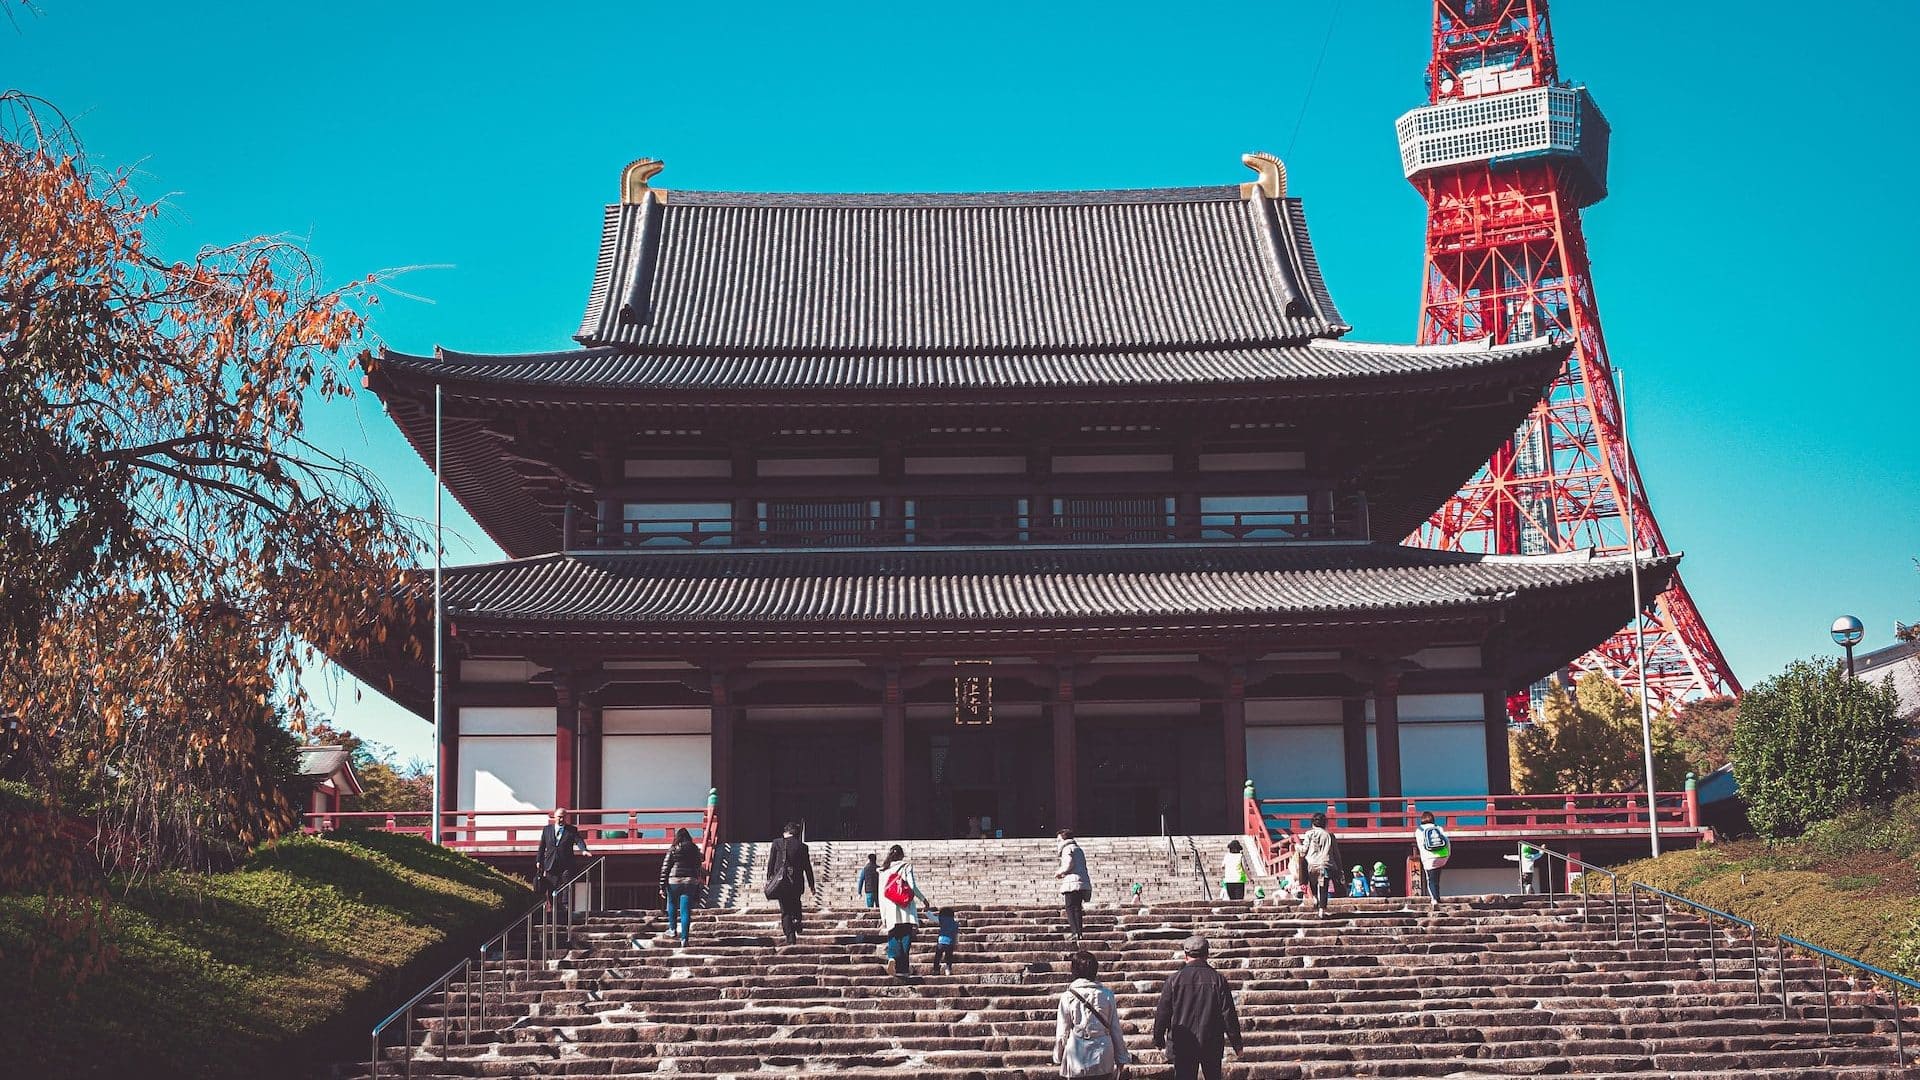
0;93;421;983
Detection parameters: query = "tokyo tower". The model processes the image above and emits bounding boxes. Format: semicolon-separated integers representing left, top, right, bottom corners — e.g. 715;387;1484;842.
1395;0;1740;711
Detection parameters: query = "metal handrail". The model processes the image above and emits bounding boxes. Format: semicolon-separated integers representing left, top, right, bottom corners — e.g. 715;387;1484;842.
369;855;607;1078
1177;836;1208;901
1531;845;1919;1067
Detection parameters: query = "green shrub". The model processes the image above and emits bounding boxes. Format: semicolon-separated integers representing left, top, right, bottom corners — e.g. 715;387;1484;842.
1732;658;1906;839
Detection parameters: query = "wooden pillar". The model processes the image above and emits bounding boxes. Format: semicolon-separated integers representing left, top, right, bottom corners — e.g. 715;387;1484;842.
1052;661;1077;833
578;693;603;812
881;665;906;837
1222;662;1248;830
1174;436;1201;539
438;693;461;824
554;674;579;810
1341;696;1369;801
1484;686;1513;794
1374;673;1403;800
710;669;736;827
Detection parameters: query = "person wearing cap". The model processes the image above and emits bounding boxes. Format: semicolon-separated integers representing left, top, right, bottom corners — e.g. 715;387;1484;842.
1368;861;1391;898
1151;934;1242;1080
1346;864;1372;898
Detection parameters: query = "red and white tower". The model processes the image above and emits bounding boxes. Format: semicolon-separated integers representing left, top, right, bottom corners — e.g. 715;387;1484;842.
1396;0;1739;712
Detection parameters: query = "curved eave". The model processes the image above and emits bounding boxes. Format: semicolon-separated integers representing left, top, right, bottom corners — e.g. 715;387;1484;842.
365;336;1563;403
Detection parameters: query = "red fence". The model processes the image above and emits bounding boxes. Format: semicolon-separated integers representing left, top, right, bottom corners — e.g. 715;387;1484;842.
303;804;718;861
1249;790;1703;846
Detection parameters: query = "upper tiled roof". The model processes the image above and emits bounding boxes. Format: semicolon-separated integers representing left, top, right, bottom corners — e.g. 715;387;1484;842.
573;186;1347;352
441;544;1677;630
376;336;1561;395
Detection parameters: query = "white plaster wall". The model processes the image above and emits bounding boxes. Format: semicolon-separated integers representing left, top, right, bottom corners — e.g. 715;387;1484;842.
1399;723;1489;798
601;735;712;811
1247;726;1346;801
459;706;556;736
458;735;554;842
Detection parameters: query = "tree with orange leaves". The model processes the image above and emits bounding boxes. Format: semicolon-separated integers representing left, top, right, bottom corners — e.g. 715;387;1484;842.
0;91;420;979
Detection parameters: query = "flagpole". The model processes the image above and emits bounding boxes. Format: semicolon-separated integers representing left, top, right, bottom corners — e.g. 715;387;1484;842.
432;382;445;847
1616;369;1660;858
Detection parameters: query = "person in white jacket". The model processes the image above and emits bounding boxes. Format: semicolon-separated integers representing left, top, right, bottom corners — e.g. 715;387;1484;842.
877;843;933;978
1053;950;1131;1079
1055;830;1092;942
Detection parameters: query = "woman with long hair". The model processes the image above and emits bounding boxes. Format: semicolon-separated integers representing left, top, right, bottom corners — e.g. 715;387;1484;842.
877;843;933;978
659;826;703;947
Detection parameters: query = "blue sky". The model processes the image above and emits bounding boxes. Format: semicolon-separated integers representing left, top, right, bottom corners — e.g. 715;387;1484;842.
10;2;1915;763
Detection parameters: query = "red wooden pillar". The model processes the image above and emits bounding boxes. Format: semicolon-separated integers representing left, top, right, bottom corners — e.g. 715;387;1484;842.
554;674;579;811
578;694;603;813
438;694;460;827
710;669;735;828
1052;661;1077;833
1222;663;1248;831
1374;672;1403;802
881;665;906;838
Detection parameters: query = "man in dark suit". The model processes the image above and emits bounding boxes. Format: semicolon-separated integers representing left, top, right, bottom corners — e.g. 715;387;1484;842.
763;820;817;946
1152;934;1243;1080
537;807;590;925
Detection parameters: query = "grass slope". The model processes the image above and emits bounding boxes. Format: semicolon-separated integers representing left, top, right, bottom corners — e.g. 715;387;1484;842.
1613;793;1920;979
0;830;528;1079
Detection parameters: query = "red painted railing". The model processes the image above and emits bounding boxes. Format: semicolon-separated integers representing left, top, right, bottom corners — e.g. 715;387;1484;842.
302;805;715;855
1241;782;1277;871
1251;791;1700;843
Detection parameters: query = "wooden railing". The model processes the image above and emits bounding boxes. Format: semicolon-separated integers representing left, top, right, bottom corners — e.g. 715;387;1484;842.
1250;790;1703;844
582;507;1363;549
303;802;717;856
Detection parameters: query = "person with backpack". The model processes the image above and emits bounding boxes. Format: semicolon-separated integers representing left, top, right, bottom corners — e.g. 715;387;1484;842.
763;821;817;946
856;852;880;908
658;826;703;947
1219;839;1249;901
1297;812;1341;918
1055;830;1092;942
1414;810;1451;906
1053;949;1132;1078
877;843;934;978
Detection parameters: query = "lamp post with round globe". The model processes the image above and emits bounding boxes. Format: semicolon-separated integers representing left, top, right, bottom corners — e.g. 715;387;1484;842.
1831;615;1865;677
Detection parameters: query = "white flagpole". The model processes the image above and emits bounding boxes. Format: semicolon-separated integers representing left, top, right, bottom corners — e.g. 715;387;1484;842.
432;383;445;847
1616;369;1661;858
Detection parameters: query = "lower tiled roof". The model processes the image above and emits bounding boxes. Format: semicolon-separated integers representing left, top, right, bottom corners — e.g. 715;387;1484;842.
377;336;1559;393
441;544;1677;630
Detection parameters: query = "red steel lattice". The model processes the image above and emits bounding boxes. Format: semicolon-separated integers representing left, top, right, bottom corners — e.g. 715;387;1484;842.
1402;0;1739;713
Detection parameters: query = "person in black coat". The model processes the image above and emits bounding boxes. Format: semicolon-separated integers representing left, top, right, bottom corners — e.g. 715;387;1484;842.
1152;935;1243;1080
763;821;817;946
536;807;591;924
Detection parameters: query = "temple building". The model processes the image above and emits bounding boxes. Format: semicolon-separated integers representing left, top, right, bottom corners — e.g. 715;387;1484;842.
355;153;1676;844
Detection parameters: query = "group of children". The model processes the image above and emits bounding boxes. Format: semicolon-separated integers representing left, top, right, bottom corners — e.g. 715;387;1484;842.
1271;860;1393;899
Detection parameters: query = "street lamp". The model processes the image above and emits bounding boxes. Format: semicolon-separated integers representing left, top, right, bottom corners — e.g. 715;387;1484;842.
1831;615;1864;677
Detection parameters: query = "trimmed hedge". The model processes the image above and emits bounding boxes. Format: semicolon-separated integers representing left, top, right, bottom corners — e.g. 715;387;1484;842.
1613;793;1920;979
0;831;528;1079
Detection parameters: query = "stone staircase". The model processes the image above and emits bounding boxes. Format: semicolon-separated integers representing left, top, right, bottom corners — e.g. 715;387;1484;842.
706;835;1269;911
360;894;1918;1078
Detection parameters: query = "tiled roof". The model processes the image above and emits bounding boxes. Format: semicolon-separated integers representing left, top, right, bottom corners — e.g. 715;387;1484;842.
376;336;1561;394
573;186;1347;352
297;746;352;779
440;545;1678;633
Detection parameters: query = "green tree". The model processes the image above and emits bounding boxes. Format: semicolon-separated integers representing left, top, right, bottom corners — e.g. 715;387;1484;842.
1671;694;1740;775
1732;657;1906;839
1511;673;1690;795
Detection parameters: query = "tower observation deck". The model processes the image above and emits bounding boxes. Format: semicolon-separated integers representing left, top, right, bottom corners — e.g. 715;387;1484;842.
1396;0;1739;713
